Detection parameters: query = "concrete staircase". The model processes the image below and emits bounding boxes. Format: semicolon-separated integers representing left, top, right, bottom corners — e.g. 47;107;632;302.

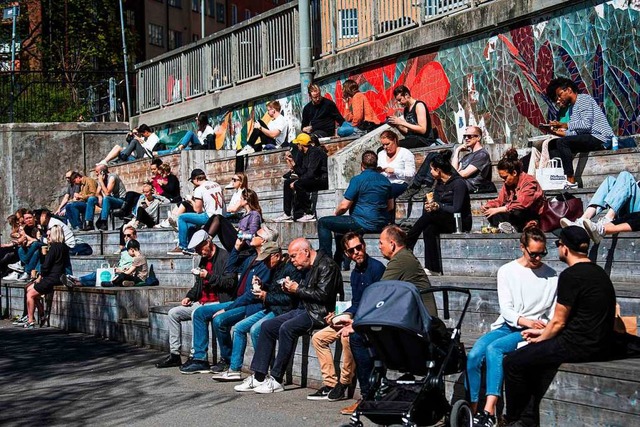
2;139;640;426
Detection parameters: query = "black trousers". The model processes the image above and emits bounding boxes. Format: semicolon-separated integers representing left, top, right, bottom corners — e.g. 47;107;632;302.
548;134;603;177
488;209;539;232
202;214;238;253
246;128;276;152
283;178;328;219
406;210;456;273
399;135;432;149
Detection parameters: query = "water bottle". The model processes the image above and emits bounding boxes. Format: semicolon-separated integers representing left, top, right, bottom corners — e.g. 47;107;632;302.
611;136;619;151
454;213;463;234
237;231;253;240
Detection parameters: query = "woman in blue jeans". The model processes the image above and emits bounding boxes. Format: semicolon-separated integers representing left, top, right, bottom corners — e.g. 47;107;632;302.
467;225;558;427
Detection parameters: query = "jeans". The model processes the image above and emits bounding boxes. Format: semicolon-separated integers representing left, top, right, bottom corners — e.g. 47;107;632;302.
466;323;524;402
69;243;93;256
350;331;375;396
230;310;275;371
390;182;409;199
100;196;124;221
79;272;97;287
85;196;99;223
191;301;233;361
167;302;213;354
155;131;201;155
18;242;43;274
317;215;369;266
212;306;247;363
178;212;210;249
588;171;640;217
250;308;314;382
549;134;603;177
65;201;87;228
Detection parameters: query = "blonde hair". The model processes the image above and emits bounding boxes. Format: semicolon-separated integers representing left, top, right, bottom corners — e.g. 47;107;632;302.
48;225;66;244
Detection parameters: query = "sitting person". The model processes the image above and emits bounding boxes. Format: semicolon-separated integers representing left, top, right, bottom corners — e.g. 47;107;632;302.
406;151;472;274
317;150;392;269
167;169;225;255
272;133;328;223
301;84;345;137
126;183;164;229
545;77;614;187
234;238;342;394
156;113;214;155
23;225;70;329
202;188;262;253
39;209;92;257
84;164;127;231
467;225;557;427
156;163;182;204
377;130;416;198
308;232;385;402
5;211;42;282
54;170;80;220
338;79;380;136
212;241;303;381
97;124;159;165
237;101;289;155
581;211;640;244
387;85;436;149
64;171;98;230
225;172;249;221
481;149;544;233
561;171;640;241
103;239;147;287
155;230;230;368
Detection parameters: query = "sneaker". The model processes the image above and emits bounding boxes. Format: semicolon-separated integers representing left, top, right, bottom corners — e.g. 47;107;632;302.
125;219;139;229
157;219;173;229
237;145;255;156
234;374;265;392
23;322;35;329
212;369;243;382
328;383;348;401
179;358;211;374
12;315;28;325
16;272;29;281
296;214;316;223
210;359;230;374
60;274;72;289
271;213;293;222
473;411;497;427
167;216;177;229
155;353;182;368
181;248;196;256
340;399;361;415
8;261;24;273
307;385;333;400
253;376;284;394
167;246;186;256
423;268;442;276
2;271;21;282
583;218;605;244
564;180;579;189
498;222;516;233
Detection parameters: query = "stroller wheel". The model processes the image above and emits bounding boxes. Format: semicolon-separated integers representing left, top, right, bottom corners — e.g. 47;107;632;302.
450;400;473;427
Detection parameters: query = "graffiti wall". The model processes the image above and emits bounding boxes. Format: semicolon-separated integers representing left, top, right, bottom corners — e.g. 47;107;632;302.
160;0;640;149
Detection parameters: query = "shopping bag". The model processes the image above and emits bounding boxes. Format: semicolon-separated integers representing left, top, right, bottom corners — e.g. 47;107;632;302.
535;158;566;191
95;263;115;287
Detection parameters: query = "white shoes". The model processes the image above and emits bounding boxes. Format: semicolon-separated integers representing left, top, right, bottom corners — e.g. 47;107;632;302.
563;181;579;189
237;145;255;156
3;271;28;282
271;213;293;222
8;261;24;273
296;214;316;223
253;376;284;394
234;374;264;392
157;218;176;229
212;369;243;382
582;218;606;244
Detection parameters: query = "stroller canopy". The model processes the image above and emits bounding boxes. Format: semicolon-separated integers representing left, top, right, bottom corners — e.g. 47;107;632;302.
353;280;432;336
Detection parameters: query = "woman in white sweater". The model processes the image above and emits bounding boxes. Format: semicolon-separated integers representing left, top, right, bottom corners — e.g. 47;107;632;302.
377;130;416;198
467;225;558;427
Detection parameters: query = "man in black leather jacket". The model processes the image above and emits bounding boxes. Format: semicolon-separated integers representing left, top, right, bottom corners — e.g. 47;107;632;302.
233;238;343;394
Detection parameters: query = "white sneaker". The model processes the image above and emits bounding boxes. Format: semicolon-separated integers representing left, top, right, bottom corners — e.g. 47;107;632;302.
16;272;29;281
582;218;605;244
157;219;173;229
253;376;284;394
234;374;264;392
8;261;24;273
168;216;178;230
271;213;293;222
564;181;579;189
296;214;316;223
212;369;243;382
125;219;139;229
236;145;255;156
2;271;21;281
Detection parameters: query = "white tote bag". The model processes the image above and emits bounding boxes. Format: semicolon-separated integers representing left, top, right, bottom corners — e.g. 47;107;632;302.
535;158;566;191
95;263;115;287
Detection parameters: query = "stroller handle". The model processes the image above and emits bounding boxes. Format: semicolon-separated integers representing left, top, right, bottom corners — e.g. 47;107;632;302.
419;286;471;331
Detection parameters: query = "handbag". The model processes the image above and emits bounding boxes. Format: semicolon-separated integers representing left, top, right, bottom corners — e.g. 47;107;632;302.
536;157;567;191
95;262;115;287
539;192;584;232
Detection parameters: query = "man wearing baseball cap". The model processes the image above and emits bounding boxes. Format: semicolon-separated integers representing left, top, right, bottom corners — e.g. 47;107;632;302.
272;132;328;223
503;226;616;427
167;168;225;256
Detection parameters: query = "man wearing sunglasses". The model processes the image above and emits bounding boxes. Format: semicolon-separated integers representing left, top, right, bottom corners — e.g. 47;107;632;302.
503;226;616;427
308;232;385;404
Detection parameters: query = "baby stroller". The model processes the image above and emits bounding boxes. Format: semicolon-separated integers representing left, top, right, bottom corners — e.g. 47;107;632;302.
344;280;473;427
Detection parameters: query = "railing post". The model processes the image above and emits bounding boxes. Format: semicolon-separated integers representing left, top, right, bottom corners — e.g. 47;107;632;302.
371;0;379;40
261;19;269;77
159;60;166;107
204;42;212;92
299;0;314;98
329;0;337;55
181;53;187;101
231;33;239;85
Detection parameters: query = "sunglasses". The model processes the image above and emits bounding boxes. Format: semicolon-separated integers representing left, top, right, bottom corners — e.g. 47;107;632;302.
463;134;480;139
555;240;564;247
345;243;364;255
124;233;135;238
231;177;240;182
255;233;265;240
524;246;547;258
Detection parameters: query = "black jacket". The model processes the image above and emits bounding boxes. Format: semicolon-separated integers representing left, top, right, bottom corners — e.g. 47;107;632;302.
301;97;344;136
264;257;306;316
294;145;328;181
185;244;231;302
295;250;343;327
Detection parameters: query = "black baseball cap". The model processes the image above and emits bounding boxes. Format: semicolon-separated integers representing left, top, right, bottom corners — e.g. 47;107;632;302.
189;168;206;182
557;226;590;254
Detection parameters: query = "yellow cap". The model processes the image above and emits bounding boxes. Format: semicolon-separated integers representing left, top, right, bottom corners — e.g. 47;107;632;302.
292;133;311;146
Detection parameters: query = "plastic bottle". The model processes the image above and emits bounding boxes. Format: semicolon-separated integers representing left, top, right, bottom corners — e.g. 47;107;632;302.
612;136;619;151
237;232;253;240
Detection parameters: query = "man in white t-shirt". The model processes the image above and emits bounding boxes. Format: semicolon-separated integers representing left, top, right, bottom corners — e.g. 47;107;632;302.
237;100;288;155
168;168;226;256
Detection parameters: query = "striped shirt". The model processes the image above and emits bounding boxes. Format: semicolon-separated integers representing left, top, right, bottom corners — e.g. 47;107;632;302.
566;94;614;143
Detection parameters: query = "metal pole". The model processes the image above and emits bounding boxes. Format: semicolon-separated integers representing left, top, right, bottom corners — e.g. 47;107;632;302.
118;0;132;121
10;6;18;123
298;0;314;103
201;0;205;38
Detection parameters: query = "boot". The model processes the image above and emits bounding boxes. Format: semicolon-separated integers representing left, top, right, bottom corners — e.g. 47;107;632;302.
82;221;94;231
96;219;108;231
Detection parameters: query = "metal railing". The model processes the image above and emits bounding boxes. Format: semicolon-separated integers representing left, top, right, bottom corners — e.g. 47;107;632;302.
135;2;299;113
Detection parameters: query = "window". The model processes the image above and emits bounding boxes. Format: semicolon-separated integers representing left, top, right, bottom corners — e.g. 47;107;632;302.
192;0;199;12
339;9;358;39
216;2;225;23
231;4;237;25
168;0;182;8
148;23;164;47
168;30;183;50
245;9;251;21
207;0;215;17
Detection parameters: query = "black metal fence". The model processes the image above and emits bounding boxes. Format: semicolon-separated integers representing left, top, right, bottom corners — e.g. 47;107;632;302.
0;71;136;123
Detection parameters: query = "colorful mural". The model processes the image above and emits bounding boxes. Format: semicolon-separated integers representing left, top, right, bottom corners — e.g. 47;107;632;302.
160;1;640;149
